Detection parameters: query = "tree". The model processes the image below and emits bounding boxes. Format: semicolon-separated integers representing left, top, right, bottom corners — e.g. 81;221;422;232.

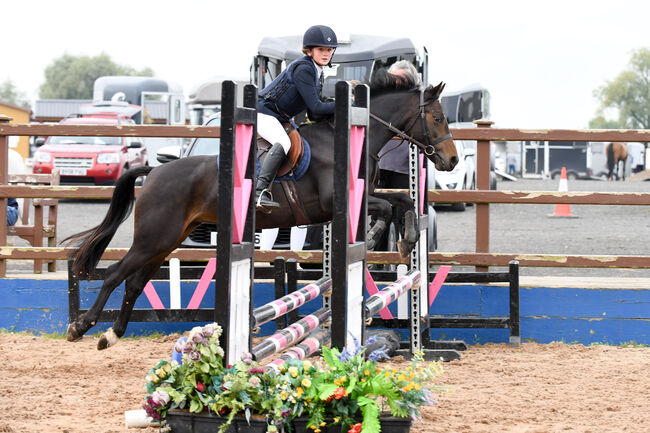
0;79;31;109
39;52;154;99
592;47;650;129
588;115;623;129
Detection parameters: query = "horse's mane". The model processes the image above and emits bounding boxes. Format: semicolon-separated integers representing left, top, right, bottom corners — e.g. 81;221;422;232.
369;68;419;96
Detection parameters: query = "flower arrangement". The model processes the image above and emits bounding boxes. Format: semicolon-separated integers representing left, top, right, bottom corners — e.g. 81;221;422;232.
274;336;444;433
143;325;444;433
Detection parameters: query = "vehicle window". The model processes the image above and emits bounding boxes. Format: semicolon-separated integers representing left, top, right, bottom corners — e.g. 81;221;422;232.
187;117;221;156
322;60;373;98
48;136;122;145
441;94;460;124
458;90;483;123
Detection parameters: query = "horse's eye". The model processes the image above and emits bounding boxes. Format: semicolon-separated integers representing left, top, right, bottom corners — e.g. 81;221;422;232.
433;115;443;123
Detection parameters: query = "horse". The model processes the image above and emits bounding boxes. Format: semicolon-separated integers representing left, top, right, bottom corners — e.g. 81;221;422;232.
606;142;628;181
64;72;458;349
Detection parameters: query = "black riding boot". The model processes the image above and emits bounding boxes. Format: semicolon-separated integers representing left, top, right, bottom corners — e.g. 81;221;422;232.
255;143;286;213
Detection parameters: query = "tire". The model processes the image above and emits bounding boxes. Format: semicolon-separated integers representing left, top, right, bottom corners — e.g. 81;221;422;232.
466;176;476;207
135;164;148;186
490;171;498;190
567;172;578;181
428;207;438;251
384;222;398;272
451;201;466;212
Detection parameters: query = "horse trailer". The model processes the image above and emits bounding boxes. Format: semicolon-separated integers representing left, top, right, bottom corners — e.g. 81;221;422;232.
92;76;186;166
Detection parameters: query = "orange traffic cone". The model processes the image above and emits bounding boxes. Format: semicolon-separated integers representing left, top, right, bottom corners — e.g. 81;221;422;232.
549;167;577;218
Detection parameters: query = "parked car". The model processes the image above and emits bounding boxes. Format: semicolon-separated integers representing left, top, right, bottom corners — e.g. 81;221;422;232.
32;114;147;185
430;140;476;211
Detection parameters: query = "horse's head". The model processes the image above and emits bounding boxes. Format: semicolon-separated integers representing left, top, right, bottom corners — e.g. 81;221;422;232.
369;73;458;171
413;82;457;171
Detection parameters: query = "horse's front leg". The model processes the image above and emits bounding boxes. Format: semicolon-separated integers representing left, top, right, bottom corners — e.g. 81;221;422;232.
371;191;419;255
366;195;392;252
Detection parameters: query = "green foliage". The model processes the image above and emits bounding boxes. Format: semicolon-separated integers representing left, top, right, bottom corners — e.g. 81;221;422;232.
588;115;624;129
592;47;650;129
144;328;445;433
0;79;31;109
39;52;154;99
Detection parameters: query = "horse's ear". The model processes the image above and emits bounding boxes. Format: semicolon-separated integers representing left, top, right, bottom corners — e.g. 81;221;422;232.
425;82;446;101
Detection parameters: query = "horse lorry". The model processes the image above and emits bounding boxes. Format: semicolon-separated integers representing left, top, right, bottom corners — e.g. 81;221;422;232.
92;76;186;166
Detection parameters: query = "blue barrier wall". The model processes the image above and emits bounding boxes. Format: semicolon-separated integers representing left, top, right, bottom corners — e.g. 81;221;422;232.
1;277;649;345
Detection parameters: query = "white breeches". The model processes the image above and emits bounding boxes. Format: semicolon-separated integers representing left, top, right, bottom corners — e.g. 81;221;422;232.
257;113;291;154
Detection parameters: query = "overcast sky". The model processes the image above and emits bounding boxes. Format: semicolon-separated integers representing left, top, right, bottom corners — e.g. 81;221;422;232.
2;0;648;129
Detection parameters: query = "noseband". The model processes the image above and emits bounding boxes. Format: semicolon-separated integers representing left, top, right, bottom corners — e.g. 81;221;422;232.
369;89;452;156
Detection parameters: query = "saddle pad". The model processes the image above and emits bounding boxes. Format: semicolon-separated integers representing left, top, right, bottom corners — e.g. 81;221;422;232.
255;136;311;182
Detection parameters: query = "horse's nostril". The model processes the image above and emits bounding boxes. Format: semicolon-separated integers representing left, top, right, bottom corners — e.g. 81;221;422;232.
450;156;459;167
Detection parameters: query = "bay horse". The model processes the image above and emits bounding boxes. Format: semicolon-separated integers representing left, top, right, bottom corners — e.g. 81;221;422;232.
606;142;628;181
64;72;458;349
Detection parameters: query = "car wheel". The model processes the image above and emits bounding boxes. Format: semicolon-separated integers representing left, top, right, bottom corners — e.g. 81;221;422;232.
466;176;476;207
428;206;438;251
135;164;148;186
384;222;398;272
567;171;578;181
451;201;466;212
490;171;498;190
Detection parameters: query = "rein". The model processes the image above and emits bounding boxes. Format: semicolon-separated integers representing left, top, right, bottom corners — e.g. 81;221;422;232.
369;90;452;157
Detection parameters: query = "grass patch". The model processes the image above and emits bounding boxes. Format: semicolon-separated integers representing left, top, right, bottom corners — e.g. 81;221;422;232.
588;341;649;348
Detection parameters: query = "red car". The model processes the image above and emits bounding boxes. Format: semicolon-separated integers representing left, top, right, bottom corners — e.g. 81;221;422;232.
33;115;148;185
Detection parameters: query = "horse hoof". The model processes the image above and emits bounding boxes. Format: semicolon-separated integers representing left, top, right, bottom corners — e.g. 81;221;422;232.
97;328;119;350
66;323;83;342
397;239;412;258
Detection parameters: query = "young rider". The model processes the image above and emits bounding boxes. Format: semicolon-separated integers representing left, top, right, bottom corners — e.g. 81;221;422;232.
255;25;338;213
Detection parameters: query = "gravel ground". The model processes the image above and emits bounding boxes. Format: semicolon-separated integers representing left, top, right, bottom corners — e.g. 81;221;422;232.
7;177;650;278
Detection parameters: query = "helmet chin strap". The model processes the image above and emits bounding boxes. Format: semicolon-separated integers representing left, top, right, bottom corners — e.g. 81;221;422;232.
327;48;336;68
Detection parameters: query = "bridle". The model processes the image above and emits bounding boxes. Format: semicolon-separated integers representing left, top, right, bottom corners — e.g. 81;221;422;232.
369;89;452;157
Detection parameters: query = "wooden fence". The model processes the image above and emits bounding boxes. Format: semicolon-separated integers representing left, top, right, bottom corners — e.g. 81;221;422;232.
1;115;650;277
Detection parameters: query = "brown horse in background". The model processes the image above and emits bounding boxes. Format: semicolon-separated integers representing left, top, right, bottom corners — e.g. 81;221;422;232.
606;142;628;181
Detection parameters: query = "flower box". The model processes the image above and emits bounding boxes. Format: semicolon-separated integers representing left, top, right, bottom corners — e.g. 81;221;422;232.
165;410;270;433
292;416;412;433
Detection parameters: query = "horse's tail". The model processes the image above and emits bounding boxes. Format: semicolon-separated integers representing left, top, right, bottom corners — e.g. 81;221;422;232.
64;166;154;276
607;142;615;172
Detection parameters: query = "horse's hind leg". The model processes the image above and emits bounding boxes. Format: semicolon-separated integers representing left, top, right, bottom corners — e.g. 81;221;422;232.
67;259;134;341
97;258;165;350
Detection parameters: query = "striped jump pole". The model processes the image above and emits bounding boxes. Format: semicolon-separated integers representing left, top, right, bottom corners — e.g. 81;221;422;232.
265;327;331;371
251;307;331;361
252;277;332;328
365;270;421;317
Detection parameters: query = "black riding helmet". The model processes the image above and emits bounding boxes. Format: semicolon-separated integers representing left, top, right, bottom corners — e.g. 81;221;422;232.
303;25;338;48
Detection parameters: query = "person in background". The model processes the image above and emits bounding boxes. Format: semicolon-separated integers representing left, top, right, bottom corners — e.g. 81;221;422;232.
373;61;423;253
7;198;18;226
376;60;423;190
